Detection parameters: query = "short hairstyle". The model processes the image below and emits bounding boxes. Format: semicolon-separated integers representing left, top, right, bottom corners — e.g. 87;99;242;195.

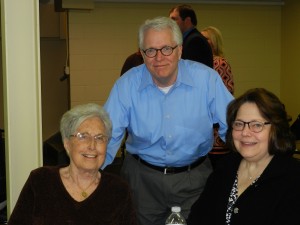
138;16;183;50
60;103;112;141
226;88;295;155
169;4;198;26
201;26;224;57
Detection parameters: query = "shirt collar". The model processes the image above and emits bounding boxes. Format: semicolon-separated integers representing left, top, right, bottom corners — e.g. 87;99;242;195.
138;60;195;92
183;27;195;39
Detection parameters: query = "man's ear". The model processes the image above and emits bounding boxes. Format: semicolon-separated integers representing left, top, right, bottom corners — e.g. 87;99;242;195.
177;45;183;60
184;16;191;24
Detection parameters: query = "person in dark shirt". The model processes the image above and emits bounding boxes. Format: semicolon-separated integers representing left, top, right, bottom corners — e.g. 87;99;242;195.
120;51;144;76
8;103;137;225
188;88;300;225
169;4;213;68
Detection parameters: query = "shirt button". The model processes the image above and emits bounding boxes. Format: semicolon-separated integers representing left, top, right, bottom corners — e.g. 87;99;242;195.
233;207;239;214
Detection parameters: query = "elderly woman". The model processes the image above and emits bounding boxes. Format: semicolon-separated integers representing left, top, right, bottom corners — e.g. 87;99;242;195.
8;103;137;225
188;88;300;225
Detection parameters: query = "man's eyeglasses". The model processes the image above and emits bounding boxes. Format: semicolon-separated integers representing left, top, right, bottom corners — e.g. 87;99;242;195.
142;45;178;58
232;121;271;133
70;132;108;144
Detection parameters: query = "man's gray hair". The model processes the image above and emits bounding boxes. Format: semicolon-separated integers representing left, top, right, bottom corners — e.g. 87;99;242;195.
138;16;183;50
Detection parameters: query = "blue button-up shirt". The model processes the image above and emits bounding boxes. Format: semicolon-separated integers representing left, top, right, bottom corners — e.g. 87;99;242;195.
103;59;234;168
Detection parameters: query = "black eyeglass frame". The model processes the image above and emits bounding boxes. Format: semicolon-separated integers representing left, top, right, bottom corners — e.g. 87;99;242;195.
142;45;178;58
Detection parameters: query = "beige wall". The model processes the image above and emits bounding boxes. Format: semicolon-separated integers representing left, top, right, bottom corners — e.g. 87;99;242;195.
68;3;282;105
281;0;300;123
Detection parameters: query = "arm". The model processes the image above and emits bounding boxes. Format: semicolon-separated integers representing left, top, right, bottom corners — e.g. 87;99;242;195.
102;82;128;168
209;71;234;142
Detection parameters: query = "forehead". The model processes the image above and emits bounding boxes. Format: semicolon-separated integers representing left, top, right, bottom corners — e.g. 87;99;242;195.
77;117;105;131
236;102;264;120
143;28;174;48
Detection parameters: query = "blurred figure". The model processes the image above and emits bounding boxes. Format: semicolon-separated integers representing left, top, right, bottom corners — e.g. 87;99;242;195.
201;26;234;93
188;88;300;225
120;51;144;76
8;103;137;225
201;26;234;169
103;16;233;225
169;4;213;68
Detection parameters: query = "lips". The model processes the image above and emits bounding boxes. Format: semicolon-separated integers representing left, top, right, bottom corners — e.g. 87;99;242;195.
82;154;97;158
241;141;257;145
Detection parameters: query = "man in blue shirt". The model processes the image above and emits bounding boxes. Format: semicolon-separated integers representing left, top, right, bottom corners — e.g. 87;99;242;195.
103;17;233;225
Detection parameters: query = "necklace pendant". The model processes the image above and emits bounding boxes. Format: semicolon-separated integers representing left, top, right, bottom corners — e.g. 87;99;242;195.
81;191;88;198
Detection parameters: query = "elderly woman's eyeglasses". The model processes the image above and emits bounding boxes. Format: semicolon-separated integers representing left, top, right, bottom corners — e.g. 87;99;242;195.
142;45;178;58
232;121;271;133
70;132;108;144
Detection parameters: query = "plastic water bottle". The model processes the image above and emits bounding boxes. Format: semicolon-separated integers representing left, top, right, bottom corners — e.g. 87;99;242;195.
165;206;187;225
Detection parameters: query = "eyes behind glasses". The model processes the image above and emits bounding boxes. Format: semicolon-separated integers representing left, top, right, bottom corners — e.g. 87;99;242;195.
142;45;178;58
70;132;108;144
232;120;271;133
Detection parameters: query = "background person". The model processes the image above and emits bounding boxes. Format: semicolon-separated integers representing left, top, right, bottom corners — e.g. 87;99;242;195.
8;103;137;225
201;26;234;169
169;4;213;68
103;16;233;225
188;88;300;225
120;50;144;76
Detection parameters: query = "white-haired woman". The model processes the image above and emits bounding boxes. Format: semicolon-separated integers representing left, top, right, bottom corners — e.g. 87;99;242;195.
8;103;137;225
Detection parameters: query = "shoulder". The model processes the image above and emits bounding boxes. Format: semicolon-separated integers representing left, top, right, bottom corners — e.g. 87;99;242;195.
282;156;300;176
101;172;130;190
272;154;300;171
30;166;59;176
215;153;241;172
26;166;60;185
179;59;220;80
117;65;145;85
185;28;208;42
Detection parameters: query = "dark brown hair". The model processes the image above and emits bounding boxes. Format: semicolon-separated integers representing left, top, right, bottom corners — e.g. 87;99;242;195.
226;88;295;155
169;4;198;26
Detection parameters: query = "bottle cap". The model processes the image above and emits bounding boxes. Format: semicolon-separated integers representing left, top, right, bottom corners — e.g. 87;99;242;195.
171;206;181;213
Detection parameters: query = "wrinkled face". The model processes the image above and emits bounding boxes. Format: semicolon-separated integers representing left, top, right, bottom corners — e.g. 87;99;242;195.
64;117;107;172
169;9;185;33
141;28;182;87
232;102;271;162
